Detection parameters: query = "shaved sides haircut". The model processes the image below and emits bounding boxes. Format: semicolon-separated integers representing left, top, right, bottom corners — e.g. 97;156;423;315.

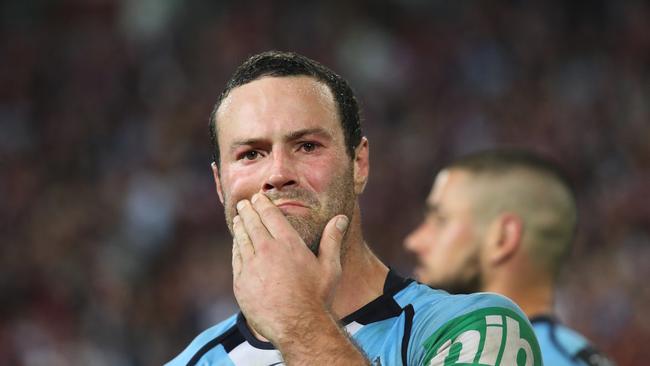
447;149;577;279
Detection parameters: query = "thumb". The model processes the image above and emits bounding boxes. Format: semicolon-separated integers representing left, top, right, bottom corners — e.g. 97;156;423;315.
318;215;349;272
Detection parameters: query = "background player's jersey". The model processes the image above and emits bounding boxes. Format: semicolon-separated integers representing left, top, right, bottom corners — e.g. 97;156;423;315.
167;270;542;366
531;316;615;366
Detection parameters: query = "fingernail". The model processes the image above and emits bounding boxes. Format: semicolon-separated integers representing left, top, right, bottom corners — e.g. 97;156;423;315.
336;216;349;232
236;200;246;211
233;215;240;224
251;193;260;203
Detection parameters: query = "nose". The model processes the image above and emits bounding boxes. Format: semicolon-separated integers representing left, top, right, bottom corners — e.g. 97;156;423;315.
404;230;418;251
262;151;298;192
404;223;428;252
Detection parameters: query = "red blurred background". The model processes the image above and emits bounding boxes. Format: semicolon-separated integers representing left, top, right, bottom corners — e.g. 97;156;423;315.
1;1;648;365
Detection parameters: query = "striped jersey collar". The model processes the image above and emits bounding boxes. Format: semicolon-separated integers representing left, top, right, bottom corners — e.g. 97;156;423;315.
236;268;413;350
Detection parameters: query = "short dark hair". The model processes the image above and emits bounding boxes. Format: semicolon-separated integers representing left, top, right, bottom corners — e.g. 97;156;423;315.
209;51;362;166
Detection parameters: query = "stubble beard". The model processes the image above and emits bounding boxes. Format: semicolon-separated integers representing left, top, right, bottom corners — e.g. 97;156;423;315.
285;168;355;254
425;250;482;295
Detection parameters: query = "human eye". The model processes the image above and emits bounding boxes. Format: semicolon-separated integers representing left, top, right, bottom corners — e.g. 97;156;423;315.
426;210;446;225
299;141;321;153
434;213;447;225
238;150;261;161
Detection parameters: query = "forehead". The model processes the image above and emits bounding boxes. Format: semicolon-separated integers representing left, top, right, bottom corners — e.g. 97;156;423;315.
427;169;475;207
216;76;340;143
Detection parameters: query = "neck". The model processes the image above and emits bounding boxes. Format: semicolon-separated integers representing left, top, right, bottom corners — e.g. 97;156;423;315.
330;204;389;318
483;272;554;318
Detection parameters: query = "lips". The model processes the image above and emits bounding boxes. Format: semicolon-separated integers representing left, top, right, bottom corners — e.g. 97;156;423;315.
274;201;308;209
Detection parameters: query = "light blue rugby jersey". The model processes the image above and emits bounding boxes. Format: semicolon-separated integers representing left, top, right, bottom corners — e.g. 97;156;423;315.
531;316;615;366
167;270;542;366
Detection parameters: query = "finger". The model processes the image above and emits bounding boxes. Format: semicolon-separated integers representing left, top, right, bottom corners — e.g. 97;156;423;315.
251;193;296;240
232;237;242;278
237;199;272;244
318;215;349;274
233;215;255;259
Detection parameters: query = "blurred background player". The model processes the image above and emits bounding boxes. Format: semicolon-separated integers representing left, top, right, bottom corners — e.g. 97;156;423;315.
405;149;615;366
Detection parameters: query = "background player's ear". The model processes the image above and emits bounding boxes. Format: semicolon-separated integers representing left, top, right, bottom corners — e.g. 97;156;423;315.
211;162;225;205
489;213;523;265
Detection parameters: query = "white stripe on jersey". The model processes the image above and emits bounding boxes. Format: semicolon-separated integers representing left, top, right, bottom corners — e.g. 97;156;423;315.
227;321;366;365
345;321;364;336
229;342;283;366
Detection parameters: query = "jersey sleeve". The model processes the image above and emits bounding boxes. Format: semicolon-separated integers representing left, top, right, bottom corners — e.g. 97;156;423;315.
550;322;616;366
166;314;238;366
411;294;543;366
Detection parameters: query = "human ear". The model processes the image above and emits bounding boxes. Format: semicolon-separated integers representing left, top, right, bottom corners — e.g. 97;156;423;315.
487;214;523;265
211;162;225;205
353;137;370;194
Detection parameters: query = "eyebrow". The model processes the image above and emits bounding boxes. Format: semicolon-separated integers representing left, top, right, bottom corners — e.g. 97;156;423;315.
285;127;332;142
229;127;333;153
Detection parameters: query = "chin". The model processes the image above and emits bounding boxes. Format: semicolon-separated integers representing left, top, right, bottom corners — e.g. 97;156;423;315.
285;216;322;253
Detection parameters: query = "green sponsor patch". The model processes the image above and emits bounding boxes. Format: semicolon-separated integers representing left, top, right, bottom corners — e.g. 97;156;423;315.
422;307;542;366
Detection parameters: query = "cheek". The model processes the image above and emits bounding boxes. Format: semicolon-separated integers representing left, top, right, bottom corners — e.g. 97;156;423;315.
447;221;475;244
300;159;335;192
222;167;263;205
433;224;473;262
297;155;343;194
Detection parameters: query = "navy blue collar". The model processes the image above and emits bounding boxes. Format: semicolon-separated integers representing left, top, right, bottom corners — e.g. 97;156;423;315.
237;268;413;349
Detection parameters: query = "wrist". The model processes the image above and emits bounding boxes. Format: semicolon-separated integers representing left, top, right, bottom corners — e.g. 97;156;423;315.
268;304;369;365
273;302;333;347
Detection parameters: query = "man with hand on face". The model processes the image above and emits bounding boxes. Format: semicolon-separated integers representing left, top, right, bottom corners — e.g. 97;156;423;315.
405;149;615;366
168;52;542;366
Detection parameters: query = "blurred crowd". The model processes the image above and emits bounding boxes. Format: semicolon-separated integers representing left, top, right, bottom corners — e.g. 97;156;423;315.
1;0;648;365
